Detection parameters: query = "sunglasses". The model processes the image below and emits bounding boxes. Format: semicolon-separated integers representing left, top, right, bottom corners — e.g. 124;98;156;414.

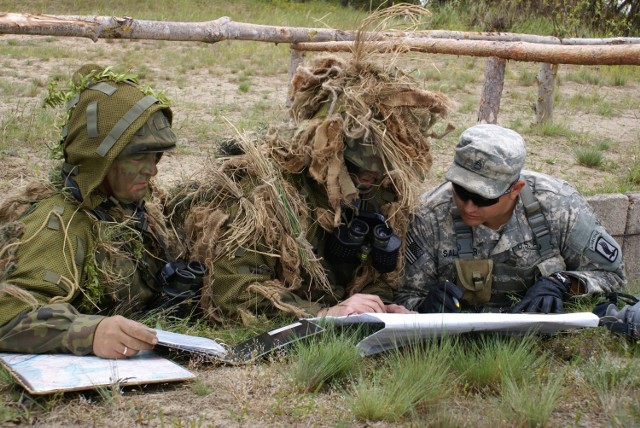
452;180;518;207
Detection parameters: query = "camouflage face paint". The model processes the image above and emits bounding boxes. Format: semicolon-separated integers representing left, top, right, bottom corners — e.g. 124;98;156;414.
104;153;158;204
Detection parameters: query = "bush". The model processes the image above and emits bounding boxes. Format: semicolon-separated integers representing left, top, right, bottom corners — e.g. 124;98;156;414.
427;0;639;36
340;0;425;11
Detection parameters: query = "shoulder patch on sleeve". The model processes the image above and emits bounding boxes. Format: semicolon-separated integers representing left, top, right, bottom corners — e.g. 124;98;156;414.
589;231;620;263
405;231;425;265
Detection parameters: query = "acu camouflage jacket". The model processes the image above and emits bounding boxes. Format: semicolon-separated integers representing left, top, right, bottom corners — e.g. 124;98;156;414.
396;170;626;311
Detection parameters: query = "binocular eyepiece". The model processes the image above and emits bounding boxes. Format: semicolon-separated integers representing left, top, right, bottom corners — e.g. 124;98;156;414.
325;213;401;273
159;260;208;299
347;219;369;243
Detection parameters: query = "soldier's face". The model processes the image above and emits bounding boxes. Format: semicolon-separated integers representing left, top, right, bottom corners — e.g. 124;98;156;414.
351;169;383;191
452;181;524;229
104;153;159;204
346;158;384;193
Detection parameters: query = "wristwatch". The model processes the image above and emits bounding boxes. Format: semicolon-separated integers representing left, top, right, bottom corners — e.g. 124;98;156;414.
550;272;572;290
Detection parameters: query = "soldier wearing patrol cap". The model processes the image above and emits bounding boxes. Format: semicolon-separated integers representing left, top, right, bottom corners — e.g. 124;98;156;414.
396;123;626;314
0;64;184;358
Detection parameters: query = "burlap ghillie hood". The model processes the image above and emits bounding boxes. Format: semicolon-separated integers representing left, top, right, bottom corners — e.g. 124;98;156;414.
270;54;452;230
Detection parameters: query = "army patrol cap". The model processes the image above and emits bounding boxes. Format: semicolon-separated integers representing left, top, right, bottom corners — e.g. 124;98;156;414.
445;124;526;199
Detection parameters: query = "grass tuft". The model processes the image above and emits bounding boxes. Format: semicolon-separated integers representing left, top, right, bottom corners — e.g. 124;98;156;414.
350;336;456;422
574;147;604;168
582;357;640;423
452;334;544;394
499;370;564;427
529;121;575;138
626;165;640;185
290;328;361;393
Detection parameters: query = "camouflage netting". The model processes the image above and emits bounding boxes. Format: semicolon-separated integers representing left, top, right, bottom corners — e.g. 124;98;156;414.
0;181;58;304
0;179;175;318
167;136;328;322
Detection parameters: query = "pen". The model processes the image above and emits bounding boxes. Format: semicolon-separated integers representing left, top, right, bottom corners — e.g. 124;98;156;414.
453;296;460;309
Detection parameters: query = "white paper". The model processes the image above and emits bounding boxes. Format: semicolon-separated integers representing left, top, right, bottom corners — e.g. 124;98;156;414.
154;321;324;364
314;312;600;356
155;329;228;357
0;350;195;395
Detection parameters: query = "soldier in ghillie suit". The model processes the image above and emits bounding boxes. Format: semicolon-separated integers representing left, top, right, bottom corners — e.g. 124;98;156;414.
0;65;188;358
396;124;626;314
168;53;453;323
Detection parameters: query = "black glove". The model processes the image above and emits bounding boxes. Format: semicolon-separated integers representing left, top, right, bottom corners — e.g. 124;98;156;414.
510;276;571;314
418;281;464;313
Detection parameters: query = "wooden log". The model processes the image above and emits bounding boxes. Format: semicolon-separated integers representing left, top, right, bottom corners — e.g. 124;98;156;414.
384;30;640;46
293;39;640;66
477;57;506;124
535;63;559;124
0;13;354;43
2;13;639;48
287;49;305;106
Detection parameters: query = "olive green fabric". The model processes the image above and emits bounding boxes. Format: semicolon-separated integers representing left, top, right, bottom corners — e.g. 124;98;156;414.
0;64;177;355
455;258;494;305
0;193;169;355
118;110;177;158
0;194;94;328
62;66;173;209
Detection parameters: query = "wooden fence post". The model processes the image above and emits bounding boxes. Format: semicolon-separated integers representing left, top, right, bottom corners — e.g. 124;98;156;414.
535;63;558;124
287;49;305;107
477;57;506;124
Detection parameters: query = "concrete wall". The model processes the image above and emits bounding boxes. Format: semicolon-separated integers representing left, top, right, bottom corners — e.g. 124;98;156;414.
586;192;639;284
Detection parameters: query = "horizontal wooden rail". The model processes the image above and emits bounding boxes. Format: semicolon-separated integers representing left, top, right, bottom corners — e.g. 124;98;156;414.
292;39;640;65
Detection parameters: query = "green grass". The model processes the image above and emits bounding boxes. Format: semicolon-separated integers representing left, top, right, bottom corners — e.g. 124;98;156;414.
349;336;456;422
290;328;361;393
626;165;640;185
575;147;604;168
566;66;602;85
599;65;640;86
517;68;537;86
499;371;564;427
582;357;640;425
564;91;602;111
0;100;56;150
529;121;576;138
191;379;213;396
451;334;545;394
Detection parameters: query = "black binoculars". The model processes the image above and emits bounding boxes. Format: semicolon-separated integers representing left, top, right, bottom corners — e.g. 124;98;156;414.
325;212;401;273
158;260;208;299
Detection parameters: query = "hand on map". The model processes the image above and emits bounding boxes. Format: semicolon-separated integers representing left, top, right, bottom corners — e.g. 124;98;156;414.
318;294;415;317
93;316;158;359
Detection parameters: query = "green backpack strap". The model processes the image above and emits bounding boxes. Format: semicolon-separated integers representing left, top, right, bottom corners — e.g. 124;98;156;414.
518;179;554;259
451;206;474;260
